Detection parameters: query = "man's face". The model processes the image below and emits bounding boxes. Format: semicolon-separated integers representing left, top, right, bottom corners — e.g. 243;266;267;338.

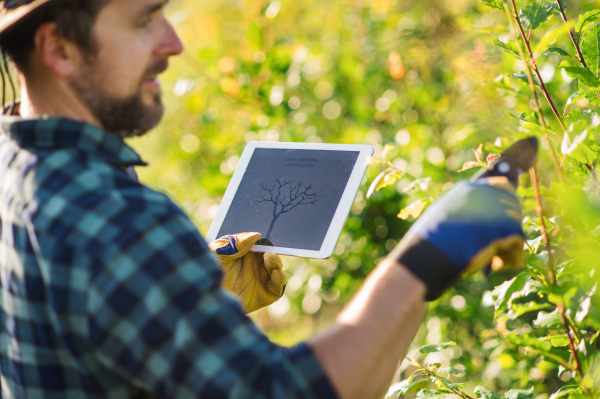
70;0;183;138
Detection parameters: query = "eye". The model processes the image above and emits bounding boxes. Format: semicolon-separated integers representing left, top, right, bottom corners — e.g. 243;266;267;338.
138;16;152;28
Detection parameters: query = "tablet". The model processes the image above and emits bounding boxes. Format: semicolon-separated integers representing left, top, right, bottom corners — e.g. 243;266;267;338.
206;142;374;258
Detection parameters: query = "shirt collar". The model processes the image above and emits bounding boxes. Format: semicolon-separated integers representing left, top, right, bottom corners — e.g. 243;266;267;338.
0;116;148;167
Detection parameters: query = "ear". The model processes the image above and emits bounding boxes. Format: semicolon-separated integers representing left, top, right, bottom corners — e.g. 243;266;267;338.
33;22;83;78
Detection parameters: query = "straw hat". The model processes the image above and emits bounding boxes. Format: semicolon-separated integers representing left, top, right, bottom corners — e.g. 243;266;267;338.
0;0;54;37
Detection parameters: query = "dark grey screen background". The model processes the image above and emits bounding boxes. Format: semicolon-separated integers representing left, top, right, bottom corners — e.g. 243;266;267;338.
217;149;360;250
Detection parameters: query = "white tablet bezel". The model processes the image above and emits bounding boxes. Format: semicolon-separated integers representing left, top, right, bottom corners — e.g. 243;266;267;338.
206;142;374;259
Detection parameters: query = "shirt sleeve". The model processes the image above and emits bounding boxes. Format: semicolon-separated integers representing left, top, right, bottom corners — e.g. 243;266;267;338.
85;195;338;399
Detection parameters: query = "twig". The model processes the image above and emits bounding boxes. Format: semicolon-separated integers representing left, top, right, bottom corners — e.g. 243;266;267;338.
530;167;593;396
555;0;600;112
510;0;566;133
558;303;593;398
530;167;555;282
411;357;474;399
504;1;568;190
555;1;587;67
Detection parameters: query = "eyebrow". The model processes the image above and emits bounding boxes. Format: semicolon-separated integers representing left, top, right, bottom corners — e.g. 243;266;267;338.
139;0;169;17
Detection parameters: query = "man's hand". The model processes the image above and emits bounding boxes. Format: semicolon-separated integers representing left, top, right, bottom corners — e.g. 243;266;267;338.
389;176;525;301
209;232;287;313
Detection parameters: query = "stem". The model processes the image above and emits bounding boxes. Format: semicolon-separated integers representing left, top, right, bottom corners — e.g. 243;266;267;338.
504;1;568;190
412;358;474;399
530;167;555;283
555;1;600;111
565;313;583;343
510;0;566;133
558;303;593;398
531;167;593;397
555;1;587;67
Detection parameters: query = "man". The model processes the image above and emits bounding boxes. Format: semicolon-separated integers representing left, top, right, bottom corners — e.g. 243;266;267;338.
0;0;525;398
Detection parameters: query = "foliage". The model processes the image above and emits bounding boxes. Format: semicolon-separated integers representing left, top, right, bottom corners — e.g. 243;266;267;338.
129;0;600;397
367;0;600;397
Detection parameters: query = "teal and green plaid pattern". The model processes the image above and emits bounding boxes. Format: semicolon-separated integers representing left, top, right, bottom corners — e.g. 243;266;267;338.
0;117;337;399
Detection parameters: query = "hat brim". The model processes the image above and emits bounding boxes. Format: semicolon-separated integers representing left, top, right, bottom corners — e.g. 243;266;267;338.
0;0;53;37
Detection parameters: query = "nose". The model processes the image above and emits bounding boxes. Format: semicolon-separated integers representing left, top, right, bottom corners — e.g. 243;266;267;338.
157;18;184;58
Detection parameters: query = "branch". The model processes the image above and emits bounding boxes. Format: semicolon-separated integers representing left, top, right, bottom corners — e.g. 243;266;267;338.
504;0;568;190
509;0;566;133
411;357;474;399
257;183;277;204
555;1;587;67
531;167;593;398
554;1;600;112
280;190;322;213
558;303;592;398
530;167;555;282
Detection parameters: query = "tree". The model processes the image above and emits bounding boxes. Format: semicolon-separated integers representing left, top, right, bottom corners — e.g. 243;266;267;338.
257;178;322;239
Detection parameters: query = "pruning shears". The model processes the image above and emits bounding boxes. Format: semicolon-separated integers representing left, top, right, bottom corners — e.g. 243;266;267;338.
472;136;539;187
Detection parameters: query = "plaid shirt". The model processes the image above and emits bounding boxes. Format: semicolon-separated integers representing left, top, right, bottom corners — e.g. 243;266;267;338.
0;116;337;399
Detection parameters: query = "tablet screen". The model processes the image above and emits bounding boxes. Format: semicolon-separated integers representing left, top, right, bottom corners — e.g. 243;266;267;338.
217;148;360;250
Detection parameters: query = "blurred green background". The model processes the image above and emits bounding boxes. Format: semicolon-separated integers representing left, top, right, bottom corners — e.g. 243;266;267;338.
128;0;598;395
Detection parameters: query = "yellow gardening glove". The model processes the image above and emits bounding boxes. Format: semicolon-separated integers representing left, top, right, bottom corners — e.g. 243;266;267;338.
208;232;288;314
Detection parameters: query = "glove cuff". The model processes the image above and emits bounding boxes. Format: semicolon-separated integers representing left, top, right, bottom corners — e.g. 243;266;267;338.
389;234;458;301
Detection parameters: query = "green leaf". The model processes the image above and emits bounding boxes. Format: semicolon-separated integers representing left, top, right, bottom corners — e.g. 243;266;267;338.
534;309;563;328
576;10;600;35
434;376;465;390
539;46;572;58
580;346;600;386
549;385;582;399
492;273;531;318
478;0;504;10
386;379;430;397
561;66;600;86
386;382;405;398
417;389;443;399
506;333;552;351
519;1;553;30
581;24;600;77
506;388;535;399
507;301;552;319
493;38;522;60
405;379;430;394
584;90;600;107
506;111;539;125
541;0;566;14
398;199;433;221
510;71;541;86
568;143;599;164
564;109;597;125
418;342;456;354
475;386;501;399
541;334;570;347
559;59;579;68
367;169;403;198
506;336;571;365
526;236;543;253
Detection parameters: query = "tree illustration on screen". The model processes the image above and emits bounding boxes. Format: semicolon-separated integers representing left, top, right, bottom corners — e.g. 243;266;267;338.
256;178;323;240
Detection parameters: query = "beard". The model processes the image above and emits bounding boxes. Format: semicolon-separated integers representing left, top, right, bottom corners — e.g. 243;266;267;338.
70;58;168;138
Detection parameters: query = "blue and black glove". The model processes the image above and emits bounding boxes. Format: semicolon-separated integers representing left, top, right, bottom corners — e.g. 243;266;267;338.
389;137;537;301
